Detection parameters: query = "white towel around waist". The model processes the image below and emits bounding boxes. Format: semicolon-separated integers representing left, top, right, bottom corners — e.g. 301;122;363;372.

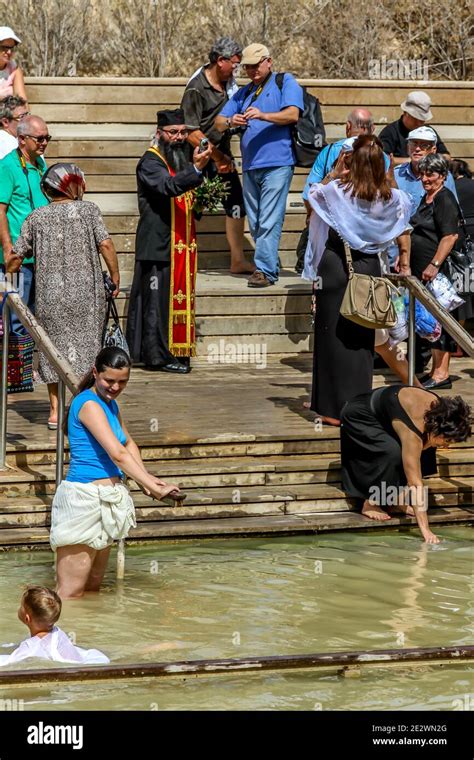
50;481;136;551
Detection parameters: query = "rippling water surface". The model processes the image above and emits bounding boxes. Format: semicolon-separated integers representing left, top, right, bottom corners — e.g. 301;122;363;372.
0;527;472;710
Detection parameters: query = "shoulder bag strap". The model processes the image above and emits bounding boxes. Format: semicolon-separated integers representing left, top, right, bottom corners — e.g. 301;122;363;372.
343;240;355;279
242;72;274;112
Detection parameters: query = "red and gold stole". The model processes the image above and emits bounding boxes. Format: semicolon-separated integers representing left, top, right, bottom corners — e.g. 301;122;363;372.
147;147;197;357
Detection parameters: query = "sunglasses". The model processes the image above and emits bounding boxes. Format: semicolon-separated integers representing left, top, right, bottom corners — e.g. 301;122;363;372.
24;134;52;144
0;44;17;53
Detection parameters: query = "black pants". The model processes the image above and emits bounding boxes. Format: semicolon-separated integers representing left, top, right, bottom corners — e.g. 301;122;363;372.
126;260;176;367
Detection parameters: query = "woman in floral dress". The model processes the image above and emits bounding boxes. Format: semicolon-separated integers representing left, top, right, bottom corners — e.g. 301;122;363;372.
12;163;120;428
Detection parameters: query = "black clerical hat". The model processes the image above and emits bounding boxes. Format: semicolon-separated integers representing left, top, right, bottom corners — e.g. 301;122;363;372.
157;109;187;128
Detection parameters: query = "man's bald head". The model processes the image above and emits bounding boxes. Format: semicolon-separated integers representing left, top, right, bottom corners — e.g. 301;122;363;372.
16;115;48;138
346;108;375;137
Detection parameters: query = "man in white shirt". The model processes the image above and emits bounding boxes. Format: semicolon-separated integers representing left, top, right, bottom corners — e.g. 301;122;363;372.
0;95;28;159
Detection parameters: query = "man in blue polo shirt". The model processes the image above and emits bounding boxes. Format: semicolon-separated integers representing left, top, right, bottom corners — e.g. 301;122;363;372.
215;43;303;287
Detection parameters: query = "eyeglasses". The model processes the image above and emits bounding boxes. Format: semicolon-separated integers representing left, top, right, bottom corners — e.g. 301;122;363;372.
222;57;241;67
162;128;189;137
409;141;435;150
0;44;16;53
11;111;30;122
242;57;268;70
24;134;52;144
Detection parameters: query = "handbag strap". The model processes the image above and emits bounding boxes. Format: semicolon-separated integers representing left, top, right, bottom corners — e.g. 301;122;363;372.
455;199;472;242
105;297;119;324
343;240;354;278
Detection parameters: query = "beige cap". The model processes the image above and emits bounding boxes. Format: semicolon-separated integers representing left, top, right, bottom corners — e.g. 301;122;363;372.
241;43;270;65
400;91;433;122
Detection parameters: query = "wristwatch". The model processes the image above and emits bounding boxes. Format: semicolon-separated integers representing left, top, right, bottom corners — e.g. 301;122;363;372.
432;260;440;268
225;117;232;129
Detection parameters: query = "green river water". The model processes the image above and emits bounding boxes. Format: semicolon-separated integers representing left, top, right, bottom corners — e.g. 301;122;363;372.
0;527;472;710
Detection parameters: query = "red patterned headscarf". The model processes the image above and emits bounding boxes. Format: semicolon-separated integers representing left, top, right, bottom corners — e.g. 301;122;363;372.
40;162;86;201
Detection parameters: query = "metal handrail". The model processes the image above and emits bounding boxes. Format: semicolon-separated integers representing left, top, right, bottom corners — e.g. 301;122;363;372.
387;274;474;386
0;280;80;484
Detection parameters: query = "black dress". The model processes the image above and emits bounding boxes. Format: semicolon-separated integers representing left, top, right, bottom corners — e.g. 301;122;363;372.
410;187;462;352
340;385;438;504
311;227;381;420
455;177;474;321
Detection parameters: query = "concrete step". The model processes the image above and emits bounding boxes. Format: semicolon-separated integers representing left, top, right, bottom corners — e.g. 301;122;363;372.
0;477;473;531
4;427;474;467
1;450;473;498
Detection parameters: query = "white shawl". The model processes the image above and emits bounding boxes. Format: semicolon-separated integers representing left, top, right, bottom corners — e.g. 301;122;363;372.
302;181;412;281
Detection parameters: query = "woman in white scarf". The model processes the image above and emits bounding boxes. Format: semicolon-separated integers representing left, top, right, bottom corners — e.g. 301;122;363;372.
304;135;412;424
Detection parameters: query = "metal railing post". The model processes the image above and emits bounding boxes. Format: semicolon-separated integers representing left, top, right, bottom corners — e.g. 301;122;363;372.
407;289;415;387
0;301;10;470
55;378;66;487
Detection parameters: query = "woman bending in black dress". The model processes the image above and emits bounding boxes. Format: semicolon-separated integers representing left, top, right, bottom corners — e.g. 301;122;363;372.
341;386;471;543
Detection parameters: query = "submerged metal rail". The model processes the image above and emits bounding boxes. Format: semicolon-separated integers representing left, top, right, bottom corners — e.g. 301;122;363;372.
0;280;80;484
0;644;473;686
387;274;474;387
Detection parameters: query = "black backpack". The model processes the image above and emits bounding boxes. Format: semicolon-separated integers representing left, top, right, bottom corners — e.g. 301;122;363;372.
275;73;326;168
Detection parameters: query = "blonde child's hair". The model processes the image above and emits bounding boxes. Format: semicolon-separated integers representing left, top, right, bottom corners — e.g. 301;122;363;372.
21;586;61;629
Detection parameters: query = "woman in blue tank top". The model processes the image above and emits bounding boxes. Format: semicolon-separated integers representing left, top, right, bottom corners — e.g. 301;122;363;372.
50;347;181;599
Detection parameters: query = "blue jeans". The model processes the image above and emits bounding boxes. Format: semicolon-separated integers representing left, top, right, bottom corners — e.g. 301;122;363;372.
243;165;294;283
0;264;35;337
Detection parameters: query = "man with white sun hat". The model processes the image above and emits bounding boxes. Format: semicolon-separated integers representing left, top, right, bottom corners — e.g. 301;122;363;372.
379;91;450;165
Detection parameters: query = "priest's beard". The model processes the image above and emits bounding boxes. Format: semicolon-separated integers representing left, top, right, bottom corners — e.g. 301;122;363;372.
157;137;192;173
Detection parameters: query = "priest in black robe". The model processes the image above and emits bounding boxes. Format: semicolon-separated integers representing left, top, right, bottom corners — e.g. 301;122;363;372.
126;108;211;373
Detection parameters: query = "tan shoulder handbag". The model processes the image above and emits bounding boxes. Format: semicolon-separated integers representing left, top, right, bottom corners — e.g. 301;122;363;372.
340;241;399;329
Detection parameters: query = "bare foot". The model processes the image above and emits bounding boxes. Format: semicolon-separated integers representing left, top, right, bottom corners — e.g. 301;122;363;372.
361;500;392;521
388;504;415;516
230;261;256;275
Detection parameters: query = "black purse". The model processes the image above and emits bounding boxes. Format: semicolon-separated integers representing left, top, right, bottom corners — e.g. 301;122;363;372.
445;206;474;295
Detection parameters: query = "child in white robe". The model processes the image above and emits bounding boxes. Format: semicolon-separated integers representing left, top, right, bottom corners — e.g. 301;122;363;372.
0;586;109;666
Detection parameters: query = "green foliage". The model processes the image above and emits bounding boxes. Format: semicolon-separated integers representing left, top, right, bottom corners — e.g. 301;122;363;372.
193;176;231;215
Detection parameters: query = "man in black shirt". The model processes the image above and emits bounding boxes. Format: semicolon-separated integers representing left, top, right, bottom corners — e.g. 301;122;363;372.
126;109;211;373
181;37;254;275
379;90;450;166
